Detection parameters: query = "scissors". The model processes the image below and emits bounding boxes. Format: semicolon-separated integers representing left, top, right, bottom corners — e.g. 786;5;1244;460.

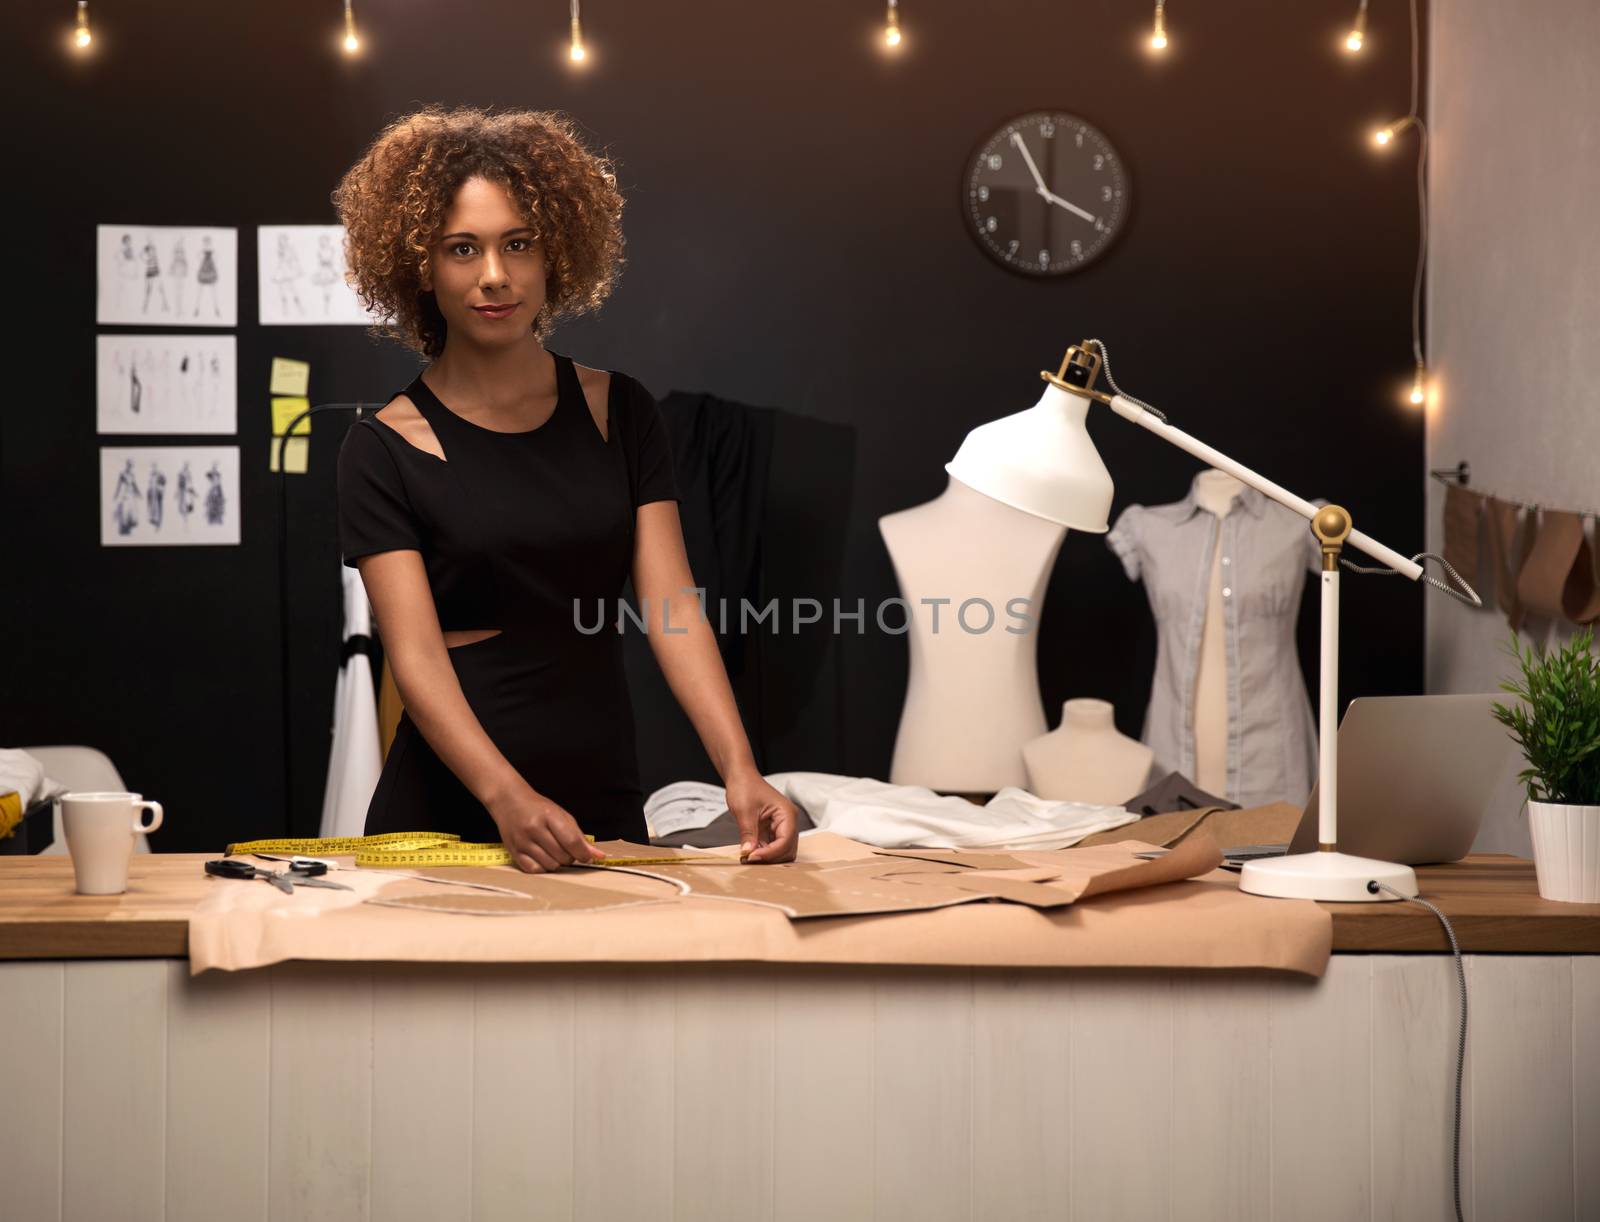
204;857;352;893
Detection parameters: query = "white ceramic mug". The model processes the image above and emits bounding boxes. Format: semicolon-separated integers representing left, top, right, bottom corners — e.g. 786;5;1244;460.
60;791;164;895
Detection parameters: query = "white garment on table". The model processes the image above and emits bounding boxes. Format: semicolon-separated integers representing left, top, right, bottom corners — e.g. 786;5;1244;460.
643;780;730;839
643;771;1138;850
319;566;382;839
0;749;70;809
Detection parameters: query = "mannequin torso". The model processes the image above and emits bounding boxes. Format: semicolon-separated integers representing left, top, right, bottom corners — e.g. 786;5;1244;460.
1022;697;1154;805
879;477;1066;791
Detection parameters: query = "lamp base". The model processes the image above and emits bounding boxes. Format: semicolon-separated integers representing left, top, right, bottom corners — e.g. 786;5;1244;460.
1238;851;1418;902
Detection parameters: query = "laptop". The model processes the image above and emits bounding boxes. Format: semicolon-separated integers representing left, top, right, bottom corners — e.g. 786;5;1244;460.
1275;693;1520;865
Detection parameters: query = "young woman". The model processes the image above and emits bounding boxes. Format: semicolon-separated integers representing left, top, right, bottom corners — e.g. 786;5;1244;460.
332;105;798;873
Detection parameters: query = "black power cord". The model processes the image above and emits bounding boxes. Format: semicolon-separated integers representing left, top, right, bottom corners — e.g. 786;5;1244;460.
1368;878;1467;1222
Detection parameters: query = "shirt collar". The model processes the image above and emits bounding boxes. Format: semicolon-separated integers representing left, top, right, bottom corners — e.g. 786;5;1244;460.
1174;470;1266;522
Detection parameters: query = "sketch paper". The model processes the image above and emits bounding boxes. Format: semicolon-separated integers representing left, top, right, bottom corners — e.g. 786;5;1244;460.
258;225;383;326
101;445;240;546
97;225;237;327
96;334;237;435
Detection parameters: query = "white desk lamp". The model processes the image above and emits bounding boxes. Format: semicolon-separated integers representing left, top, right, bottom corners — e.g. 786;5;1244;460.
945;339;1480;902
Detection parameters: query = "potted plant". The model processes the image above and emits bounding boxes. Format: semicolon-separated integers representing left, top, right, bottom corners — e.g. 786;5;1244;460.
1491;627;1600;902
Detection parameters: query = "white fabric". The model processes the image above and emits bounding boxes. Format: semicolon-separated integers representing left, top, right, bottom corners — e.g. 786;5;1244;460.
319;567;383;839
643;780;730;839
643;771;1138;850
0;748;70;810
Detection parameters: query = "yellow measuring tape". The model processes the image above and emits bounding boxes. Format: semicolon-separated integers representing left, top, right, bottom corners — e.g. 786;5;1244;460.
225;831;738;869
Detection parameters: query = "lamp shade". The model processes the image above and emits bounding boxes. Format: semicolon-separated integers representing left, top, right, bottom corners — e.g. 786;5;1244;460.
944;380;1115;532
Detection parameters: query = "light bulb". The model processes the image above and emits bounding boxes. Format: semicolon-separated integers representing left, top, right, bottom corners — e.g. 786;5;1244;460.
1409;368;1426;406
343;33;360;52
1373;126;1394;146
73;0;91;49
1149;2;1167;51
569;3;586;64
1345;1;1368;55
885;28;901;46
342;2;359;54
884;1;902;49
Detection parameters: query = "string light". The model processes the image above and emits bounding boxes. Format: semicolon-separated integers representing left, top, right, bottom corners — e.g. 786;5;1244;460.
1345;0;1367;52
569;0;587;62
72;0;91;50
341;0;360;53
1371;114;1415;147
1373;0;1430;409
1149;1;1168;51
884;0;902;49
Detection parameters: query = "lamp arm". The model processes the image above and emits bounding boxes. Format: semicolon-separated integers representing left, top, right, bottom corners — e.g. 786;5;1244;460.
1106;394;1425;582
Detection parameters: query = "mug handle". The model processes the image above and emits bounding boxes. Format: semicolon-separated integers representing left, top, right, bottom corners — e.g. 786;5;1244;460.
133;800;164;835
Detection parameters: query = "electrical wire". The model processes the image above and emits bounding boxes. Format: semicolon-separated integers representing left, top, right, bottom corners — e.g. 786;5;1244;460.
1368;879;1467;1222
1340;550;1482;606
1082;338;1167;422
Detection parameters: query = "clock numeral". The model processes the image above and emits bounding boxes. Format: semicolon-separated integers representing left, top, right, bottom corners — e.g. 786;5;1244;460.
1102;185;1114;202
1092;154;1105;171
986;217;998;232
1095;220;1106;232
1007;239;1020;256
1039;121;1055;139
1075;128;1085;147
987;154;1003;171
1070;240;1083;258
1038;250;1050;268
978;185;990;202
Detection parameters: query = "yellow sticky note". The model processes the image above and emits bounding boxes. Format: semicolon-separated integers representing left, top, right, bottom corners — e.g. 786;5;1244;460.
271;396;311;436
270;357;311;398
270;437;309;474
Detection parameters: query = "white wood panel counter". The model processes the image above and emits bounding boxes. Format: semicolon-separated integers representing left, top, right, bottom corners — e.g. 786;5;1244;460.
2;851;1596;1221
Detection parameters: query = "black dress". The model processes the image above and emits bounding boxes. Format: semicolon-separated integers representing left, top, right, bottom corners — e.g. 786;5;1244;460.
335;351;679;843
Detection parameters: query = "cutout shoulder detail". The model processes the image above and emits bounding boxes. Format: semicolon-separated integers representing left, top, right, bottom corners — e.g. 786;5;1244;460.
374;393;446;462
573;362;611;444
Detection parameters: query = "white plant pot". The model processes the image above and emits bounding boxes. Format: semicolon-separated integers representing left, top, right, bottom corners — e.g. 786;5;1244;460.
1526;800;1600;903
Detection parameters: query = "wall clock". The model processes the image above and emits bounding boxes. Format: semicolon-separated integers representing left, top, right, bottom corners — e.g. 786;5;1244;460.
963;111;1131;276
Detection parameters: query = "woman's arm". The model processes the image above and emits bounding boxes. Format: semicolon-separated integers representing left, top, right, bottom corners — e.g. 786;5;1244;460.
631;501;799;862
355;550;603;871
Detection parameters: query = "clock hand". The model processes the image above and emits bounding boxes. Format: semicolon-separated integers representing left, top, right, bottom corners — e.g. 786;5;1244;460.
1010;132;1051;196
1038;188;1098;224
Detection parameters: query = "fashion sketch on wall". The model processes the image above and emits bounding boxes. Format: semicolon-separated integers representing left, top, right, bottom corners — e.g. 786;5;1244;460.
96;335;237;435
257;225;384;325
96;225;237;327
100;445;240;546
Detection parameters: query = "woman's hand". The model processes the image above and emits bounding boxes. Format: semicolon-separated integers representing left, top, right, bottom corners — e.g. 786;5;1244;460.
724;770;799;863
487;783;607;873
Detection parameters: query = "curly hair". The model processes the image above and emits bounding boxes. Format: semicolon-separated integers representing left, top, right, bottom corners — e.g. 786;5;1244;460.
332;105;626;358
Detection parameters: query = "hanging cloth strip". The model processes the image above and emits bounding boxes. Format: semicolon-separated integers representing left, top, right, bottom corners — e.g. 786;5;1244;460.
1441;483;1483;587
1484;497;1537;632
1513;509;1600;626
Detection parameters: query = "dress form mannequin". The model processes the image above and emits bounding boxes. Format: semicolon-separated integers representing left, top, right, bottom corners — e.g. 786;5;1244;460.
879;477;1067;791
1022;698;1154;805
1193;468;1245;796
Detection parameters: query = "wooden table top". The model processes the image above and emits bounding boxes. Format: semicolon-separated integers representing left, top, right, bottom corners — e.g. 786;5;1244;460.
0;851;1595;961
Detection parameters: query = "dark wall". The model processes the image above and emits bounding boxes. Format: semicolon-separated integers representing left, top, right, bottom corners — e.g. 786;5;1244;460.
2;0;1427;849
